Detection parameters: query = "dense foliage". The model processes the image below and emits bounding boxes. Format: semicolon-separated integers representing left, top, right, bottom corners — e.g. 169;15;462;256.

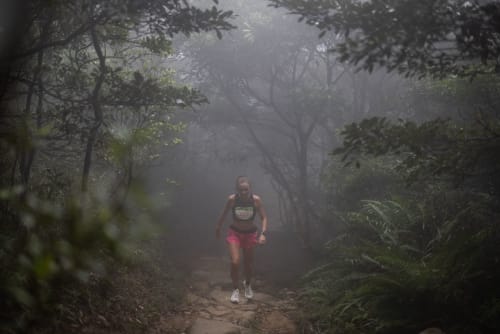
269;0;500;78
0;0;234;332
3;1;500;333
304;191;500;333
266;1;500;333
299;57;500;334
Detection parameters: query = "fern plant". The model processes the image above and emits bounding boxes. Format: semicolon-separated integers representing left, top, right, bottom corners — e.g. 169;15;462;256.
301;193;500;334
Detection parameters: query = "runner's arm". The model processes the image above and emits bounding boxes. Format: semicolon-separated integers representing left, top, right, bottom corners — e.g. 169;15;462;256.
255;196;268;241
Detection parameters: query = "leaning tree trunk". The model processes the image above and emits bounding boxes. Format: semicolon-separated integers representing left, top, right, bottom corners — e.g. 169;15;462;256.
82;23;105;192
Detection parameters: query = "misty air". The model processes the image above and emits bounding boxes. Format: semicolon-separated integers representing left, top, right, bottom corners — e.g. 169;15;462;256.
1;1;499;334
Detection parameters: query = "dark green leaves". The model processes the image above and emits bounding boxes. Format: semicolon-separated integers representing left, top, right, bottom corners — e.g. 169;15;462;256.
331;116;500;187
140;35;172;54
269;0;500;79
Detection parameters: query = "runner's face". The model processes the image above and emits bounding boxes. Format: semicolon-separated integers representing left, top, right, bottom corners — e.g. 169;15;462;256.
237;182;250;197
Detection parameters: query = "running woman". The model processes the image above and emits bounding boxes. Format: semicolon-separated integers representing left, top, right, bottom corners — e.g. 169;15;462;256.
216;176;268;303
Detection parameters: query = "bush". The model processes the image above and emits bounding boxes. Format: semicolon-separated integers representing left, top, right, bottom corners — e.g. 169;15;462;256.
0;183;157;333
300;192;500;334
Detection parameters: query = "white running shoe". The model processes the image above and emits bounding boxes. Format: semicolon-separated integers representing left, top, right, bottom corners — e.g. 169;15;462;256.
230;288;240;303
243;280;254;299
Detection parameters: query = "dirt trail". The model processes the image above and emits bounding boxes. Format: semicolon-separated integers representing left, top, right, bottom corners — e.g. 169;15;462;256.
151;255;300;334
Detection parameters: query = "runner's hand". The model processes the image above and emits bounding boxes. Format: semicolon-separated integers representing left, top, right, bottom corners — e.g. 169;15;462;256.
258;234;266;244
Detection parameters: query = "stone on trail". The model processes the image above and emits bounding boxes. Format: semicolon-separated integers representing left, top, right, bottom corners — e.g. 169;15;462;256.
188;318;247;334
156;314;192;333
166;255;300;334
186;292;210;306
259;310;298;334
204;305;233;317
250;291;277;304
228;309;255;327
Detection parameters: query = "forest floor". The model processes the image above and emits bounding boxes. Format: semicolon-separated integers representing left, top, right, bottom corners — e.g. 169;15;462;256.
148;255;302;334
34;232;309;334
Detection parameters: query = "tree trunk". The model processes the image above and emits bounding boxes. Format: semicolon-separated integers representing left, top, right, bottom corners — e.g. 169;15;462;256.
82;23;105;192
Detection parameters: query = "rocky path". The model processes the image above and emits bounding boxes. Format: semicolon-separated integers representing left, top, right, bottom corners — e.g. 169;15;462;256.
153;255;300;334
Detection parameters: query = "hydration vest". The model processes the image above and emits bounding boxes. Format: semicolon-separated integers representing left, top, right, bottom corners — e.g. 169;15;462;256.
232;193;256;221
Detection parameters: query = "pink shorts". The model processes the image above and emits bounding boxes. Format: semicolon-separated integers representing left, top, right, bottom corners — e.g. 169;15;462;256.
226;228;258;249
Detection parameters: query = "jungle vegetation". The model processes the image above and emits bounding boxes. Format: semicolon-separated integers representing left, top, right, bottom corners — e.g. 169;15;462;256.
0;0;234;332
268;0;500;333
1;0;499;333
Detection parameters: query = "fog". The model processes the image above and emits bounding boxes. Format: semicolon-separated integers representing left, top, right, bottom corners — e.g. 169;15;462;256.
2;0;499;333
139;0;455;284
144;0;412;256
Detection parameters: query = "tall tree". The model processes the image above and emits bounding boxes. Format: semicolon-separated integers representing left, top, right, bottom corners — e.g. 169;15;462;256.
1;0;235;190
0;1;236;331
266;2;500;333
184;2;348;247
